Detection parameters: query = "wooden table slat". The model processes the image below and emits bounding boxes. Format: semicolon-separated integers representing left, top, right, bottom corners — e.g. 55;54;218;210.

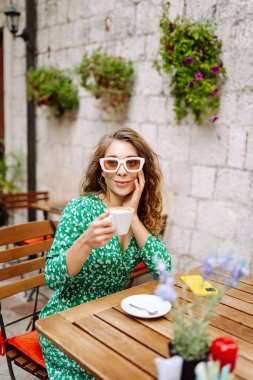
76;314;159;377
37;314;154;380
96;307;170;356
61;281;158;322
114;305;175;339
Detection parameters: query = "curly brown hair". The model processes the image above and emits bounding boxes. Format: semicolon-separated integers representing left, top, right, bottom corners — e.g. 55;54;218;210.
79;128;164;236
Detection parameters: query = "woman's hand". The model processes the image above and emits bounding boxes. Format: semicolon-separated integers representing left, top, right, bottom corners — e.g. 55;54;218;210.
81;212;115;249
123;171;145;214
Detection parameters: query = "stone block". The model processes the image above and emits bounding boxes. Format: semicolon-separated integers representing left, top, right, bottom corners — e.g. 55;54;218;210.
214;168;251;205
228;128;247;169
135;62;163;95
245;130;253;170
37;29;49;54
136;1;161;35
145;33;160;61
114;36;146;61
166;225;191;253
161;160;171;195
37;1;47;30
190;231;219;261
45;1;58;27
236;216;253;246
158;125;191;161
48;25;63;51
218;92;237;126
236;92;253;126
139;123;158;151
191;166;216;198
127;96;149;122
169;194;197;228
78;96;101;120
147;96;167;123
109;6;135;38
190;125;228;166
57;0;69;24
197;200;237;239
169;162;191;195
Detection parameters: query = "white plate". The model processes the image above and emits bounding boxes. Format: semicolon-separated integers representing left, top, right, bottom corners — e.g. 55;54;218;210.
121;294;171;319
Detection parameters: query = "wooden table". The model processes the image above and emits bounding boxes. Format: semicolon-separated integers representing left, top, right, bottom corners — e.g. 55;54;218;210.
36;271;253;380
31;200;69;219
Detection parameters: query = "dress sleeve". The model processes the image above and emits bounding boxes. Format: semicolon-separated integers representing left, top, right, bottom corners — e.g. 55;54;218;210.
44;198;89;290
139;234;171;278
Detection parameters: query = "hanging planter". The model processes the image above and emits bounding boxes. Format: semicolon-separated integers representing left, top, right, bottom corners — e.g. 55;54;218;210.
27;67;79;116
154;3;226;124
76;49;134;120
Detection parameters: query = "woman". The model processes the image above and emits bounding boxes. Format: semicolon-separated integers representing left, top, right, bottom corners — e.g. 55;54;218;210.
39;127;171;379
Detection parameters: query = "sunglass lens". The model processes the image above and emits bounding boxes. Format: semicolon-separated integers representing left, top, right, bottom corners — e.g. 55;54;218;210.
126;159;141;171
104;159;119;171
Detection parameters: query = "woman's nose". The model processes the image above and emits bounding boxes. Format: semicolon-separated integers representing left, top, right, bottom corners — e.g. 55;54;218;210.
117;163;127;175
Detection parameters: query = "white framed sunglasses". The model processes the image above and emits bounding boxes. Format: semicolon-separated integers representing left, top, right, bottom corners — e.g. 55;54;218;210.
100;157;145;173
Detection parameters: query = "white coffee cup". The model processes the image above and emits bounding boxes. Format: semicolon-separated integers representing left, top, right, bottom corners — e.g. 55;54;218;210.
108;207;134;236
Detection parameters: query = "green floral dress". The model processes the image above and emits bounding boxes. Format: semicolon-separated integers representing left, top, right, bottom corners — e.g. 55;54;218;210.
39;195;171;380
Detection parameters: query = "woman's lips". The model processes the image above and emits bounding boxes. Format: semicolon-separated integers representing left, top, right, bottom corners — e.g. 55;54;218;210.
114;180;131;186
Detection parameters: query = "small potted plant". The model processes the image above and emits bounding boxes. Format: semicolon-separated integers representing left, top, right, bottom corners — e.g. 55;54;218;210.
27;66;79;116
154;3;226;124
155;252;248;380
76;49;134;120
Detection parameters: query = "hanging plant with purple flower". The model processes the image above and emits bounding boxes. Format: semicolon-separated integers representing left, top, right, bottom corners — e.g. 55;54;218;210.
154;3;226;124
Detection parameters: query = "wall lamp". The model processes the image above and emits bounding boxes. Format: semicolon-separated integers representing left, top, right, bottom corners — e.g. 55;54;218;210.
4;1;28;41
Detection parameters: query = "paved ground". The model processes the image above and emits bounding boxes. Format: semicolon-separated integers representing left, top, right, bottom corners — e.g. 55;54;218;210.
0;275;152;379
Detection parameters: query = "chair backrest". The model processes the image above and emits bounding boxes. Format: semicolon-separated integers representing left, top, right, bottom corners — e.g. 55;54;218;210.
0;220;58;300
1;191;49;211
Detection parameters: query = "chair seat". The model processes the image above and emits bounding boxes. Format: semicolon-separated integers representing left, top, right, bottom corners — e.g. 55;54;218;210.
134;262;146;271
21;235;53;245
7;330;45;368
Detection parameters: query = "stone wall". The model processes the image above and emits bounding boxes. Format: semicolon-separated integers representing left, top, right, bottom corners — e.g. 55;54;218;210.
2;0;253;271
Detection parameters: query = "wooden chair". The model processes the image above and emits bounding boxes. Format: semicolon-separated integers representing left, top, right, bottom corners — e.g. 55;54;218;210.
0;191;50;226
0;220;58;380
127;214;168;287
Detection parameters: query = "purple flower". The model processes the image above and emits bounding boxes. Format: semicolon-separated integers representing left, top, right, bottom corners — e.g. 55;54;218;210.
211;116;219;123
183;57;194;65
202;253;216;278
229;260;249;287
188;81;195;89
211;66;220;75
167;23;175;29
219;252;233;271
155;283;178;302
213;88;219;96
157;261;167;273
195;72;204;81
219;59;224;68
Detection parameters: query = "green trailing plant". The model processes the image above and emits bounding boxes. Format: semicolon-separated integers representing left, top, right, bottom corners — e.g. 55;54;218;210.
0;141;22;194
154;3;226;124
76;49;134;119
27;66;79;116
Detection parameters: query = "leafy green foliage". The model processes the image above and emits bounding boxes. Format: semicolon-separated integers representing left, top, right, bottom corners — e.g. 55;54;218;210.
154;3;226;124
76;49;134;119
27;67;79;116
0;141;22;194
